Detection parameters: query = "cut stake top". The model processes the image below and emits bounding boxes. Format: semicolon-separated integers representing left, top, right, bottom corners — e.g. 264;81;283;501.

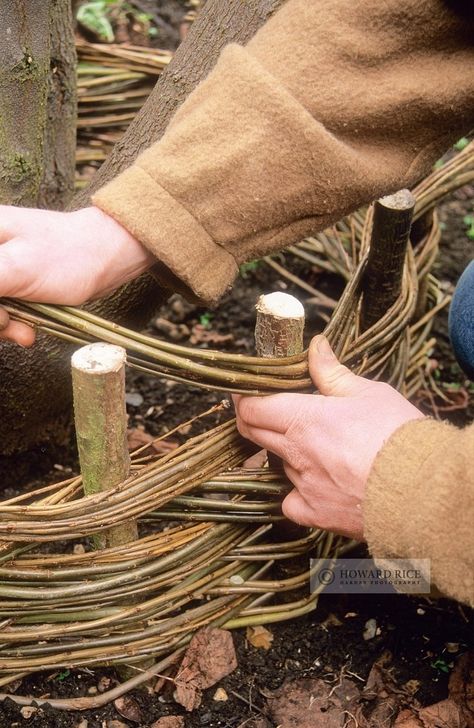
71;343;126;374
256;292;305;319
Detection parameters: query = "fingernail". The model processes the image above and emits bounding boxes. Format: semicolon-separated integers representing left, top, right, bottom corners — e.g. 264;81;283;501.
315;335;334;358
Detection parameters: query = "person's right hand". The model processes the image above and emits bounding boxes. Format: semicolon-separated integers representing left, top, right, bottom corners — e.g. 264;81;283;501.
0;205;155;346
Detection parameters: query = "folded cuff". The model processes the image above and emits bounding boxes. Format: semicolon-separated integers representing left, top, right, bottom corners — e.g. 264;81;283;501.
92;165;239;305
364;418;474;605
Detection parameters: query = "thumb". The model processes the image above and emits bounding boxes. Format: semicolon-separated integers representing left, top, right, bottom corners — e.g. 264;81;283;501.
0;305;35;347
309;335;368;397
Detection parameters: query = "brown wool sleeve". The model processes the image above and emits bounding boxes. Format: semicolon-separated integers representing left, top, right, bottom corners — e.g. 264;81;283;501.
364;418;474;606
92;0;474;304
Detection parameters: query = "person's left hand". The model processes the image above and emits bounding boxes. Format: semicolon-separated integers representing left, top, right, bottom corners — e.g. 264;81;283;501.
233;335;424;539
0;205;155;346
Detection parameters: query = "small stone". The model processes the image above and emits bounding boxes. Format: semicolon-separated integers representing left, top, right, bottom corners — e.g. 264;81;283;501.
213;687;228;702
98;675;112;692
20;707;37;719
126;392;144;407
417;608;426;615
73;543;86;555
87;685;98;695
229;574;244;585
363;618;378;641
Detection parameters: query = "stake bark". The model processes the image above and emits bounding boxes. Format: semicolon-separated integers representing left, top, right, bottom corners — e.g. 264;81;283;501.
72;343;137;549
361;189;416;331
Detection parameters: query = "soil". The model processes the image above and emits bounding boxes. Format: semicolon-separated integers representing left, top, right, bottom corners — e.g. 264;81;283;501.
0;3;472;726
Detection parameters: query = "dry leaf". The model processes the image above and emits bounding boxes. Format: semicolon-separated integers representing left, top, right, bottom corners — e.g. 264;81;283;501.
394;699;464;727
393;652;474;728
106;722;129;728
114;695;143;723
127;427;177;454
268;677;360;728
246;625;274;650
174;627;237;711
150;718;184;728
404;679;421;695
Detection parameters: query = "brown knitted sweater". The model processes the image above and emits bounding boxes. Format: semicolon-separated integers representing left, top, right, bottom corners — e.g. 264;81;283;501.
93;0;474;605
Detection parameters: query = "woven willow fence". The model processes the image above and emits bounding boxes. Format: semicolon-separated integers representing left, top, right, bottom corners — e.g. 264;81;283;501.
0;57;472;706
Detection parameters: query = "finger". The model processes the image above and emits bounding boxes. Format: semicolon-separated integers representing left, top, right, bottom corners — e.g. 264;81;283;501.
234;392;308;433
0;306;10;330
309;335;370;397
231;393;241;410
0;320;36;347
281;489;316;527
235;420;306;471
284;464;364;538
235;420;290;460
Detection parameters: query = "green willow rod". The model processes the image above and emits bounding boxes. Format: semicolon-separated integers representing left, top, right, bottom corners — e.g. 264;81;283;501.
3;301;312;393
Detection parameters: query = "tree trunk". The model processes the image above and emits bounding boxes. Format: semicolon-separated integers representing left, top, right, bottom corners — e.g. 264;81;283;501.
0;1;76;209
0;0;287;456
39;0;77;209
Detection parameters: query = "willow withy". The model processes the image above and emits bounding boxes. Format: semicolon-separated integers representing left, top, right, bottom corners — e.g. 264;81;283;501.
0;141;472;706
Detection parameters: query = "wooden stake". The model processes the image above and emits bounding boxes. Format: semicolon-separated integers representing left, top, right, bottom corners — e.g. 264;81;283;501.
72;343;138;549
361;189;415;331
255;292;305;358
255;293;306;537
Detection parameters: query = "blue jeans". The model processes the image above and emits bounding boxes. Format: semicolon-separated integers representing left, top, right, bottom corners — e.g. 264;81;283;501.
449;259;474;380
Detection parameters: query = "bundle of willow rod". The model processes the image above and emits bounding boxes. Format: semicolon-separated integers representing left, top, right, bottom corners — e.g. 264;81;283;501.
0;410;347;683
76;40;172;187
0;143;471;700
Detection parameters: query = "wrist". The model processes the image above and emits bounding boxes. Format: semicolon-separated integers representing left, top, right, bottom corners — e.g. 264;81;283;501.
89;205;156;273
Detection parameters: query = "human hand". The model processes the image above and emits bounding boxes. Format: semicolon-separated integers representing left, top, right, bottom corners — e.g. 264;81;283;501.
0;205;155;346
233;335;424;539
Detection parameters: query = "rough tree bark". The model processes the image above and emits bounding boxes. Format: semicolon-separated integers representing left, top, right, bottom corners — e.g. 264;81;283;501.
0;1;76;208
0;0;287;457
40;0;77;209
